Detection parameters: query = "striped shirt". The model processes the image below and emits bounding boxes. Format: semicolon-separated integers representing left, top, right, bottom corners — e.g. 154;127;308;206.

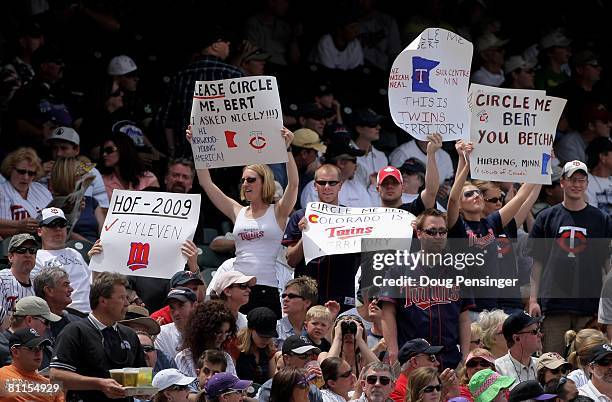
0;181;52;220
0;269;35;323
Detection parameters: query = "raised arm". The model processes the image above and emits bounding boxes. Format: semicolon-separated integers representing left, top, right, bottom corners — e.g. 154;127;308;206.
186;126;242;222
513;184;541;228
498;183;537;227
420;133;442;209
447;141;473;229
276;128;298;220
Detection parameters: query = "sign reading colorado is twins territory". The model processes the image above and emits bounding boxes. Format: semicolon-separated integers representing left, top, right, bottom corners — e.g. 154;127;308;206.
303;202;415;264
388;28;473;141
468;84;567;184
189;76;287;169
89;190;201;279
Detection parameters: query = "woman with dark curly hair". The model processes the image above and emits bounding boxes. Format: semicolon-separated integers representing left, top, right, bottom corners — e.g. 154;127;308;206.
175;300;237;386
98;132;159;199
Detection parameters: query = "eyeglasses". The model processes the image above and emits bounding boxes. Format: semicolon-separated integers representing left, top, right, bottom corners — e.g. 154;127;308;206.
44;220;68;229
485;196;504;204
563;177;587;184
32;316;50;327
102;146;118;155
517;328;541;336
281;293;304;300
215;330;232;338
230;283;252;290
315;180;340;187
596;359;612;367
421;227;448;236
422;384;442;393
12;246;38;255
470;339;482;345
222;389;247;397
338;368;353;378
240;177;257;184
14;168;37;176
366;375;391;386
142;345;156;353
463;189;482;198
415;354;438;362
466;359;494;369
202;367;221;376
549;367;569;375
167;384;190;391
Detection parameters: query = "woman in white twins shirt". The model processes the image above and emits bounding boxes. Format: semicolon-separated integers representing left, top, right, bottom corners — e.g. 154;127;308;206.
187;126;298;317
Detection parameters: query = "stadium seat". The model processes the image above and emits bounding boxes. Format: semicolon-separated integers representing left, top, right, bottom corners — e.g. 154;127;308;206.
202;227;219;245
201;267;217;286
1;236;12;260
66;239;93;263
196;245;228;268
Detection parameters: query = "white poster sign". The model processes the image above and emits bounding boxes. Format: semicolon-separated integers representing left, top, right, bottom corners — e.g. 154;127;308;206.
468;84;567;184
189;76;287;168
302;203;415;264
389;28;473;141
89;190;201;279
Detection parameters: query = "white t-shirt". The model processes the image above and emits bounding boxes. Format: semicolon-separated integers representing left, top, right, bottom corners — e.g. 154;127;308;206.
237;312;248;330
389;140;454;183
586;174;612;214
34;248;91;313
313;34;364;70
0;269;35;323
154;323;181;361
579;380;612;402
471;66;505;87
301;178;376;208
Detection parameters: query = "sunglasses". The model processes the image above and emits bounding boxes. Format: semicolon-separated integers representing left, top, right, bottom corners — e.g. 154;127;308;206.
414;354;438;363
240;177;257;184
484;196;504;204
517;328;541;336
292;353;314;360
338;369;353;378
463;189;482;198
422;228;448;236
102;146;118;155
555;376;568;396
230;283;252;290
142;345;156;353
33;316;50;326
470;339;482;345
168;384;190;391
315;180;340;187
596;359;612;367
44;221;68;229
14;168;37;176
549;367;569;375
366;375;391;386
466;359;494;369
422;384;442;393
202;367;221;376
282;293;304;300
12;246;38;255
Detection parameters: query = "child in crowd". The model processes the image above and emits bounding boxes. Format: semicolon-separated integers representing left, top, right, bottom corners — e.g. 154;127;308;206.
303;305;333;352
196;350;228;391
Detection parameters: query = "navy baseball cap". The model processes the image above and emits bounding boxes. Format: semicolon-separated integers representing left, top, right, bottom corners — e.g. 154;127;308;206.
589;343;612;364
164;287;197;304
170;271;203;288
282;335;321;355
398;338;443;365
351;108;383;127
205;373;252;399
502;311;543;341
509;380;556;402
9;328;51;348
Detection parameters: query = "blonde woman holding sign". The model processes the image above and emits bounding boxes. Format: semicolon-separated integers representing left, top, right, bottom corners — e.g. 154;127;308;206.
187;126;298;317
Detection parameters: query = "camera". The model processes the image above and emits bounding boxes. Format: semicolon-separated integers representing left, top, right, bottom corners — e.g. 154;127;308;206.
341;320;357;335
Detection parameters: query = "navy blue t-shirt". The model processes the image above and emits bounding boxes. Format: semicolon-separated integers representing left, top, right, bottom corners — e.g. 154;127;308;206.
528;203;611;314
496;219;523;310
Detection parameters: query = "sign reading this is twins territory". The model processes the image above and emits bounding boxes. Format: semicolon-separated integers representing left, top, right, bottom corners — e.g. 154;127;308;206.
89;190;201;279
388;28;473;142
189;76;288;169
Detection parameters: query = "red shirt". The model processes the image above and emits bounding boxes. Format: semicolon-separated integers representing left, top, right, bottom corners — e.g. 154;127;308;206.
390;372;408;402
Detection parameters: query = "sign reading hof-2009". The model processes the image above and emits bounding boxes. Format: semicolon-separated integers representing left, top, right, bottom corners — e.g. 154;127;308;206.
388;28;473;141
189;76;287;169
89;190;201;279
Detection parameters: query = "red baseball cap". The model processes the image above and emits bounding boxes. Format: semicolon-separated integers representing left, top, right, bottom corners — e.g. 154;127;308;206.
377;166;403;186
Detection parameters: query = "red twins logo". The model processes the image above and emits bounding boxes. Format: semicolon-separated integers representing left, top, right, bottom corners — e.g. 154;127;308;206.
127;242;150;271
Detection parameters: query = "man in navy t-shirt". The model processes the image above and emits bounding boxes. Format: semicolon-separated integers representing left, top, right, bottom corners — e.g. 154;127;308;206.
528;160;612;354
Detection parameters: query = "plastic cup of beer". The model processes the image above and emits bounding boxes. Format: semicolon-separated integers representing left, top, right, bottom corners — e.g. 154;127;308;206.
109;369;125;385
137;367;153;386
123;368;139;387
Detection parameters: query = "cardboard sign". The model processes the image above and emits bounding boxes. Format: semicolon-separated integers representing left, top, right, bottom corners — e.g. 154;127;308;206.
89;190;201;279
302;202;415;264
468;84;567;184
389;28;473;141
189;76;287;168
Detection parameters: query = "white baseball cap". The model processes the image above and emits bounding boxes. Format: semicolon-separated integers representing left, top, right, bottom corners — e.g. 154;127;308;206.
504;55;536;75
211;271;257;296
562;160;588;178
476;33;509;54
540;30;571;50
152;369;195;391
107;55;138;76
47;126;80;146
38;207;67;226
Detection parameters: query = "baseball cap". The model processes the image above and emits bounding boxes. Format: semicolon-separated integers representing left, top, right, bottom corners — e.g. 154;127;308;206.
9;328;52;348
582;102;611;124
37;207;68;226
16;21;43;38
540;31;571;50
47;126;80;145
247;307;279;338
292;129;327;153
504;55;536;75
13;296;62;322
170;271;204;288
164;287;197;305
399;158;426;175
107;55;138;76
205;372;252;399
211;271;256;296
586;137;612;169
118;305;160;336
282;335;322;355
536;352;571;372
8;233;38;251
466;351;496;366
377;166;403;186
324;141;365;162
201;25;231;49
152;368;195;391
469;369;516;402
298;103;333;120
502;311;543;341
508;380;556;402
243;47;271;63
398;338;443;365
352;108;383;127
313;81;334;97
322;123;352;143
562;160;588;178
571;50;599;68
589;343;612;364
476;33;509;54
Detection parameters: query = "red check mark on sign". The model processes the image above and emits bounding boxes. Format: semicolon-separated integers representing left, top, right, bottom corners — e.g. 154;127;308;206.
104;218;119;232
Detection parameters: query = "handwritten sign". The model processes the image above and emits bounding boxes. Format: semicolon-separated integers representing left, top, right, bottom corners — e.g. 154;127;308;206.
302;202;415;264
388;28;473;141
467;84;567;184
89;190;201;279
189;76;287;168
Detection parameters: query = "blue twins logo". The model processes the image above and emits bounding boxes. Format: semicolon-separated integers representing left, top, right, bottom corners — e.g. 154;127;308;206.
412;56;440;93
